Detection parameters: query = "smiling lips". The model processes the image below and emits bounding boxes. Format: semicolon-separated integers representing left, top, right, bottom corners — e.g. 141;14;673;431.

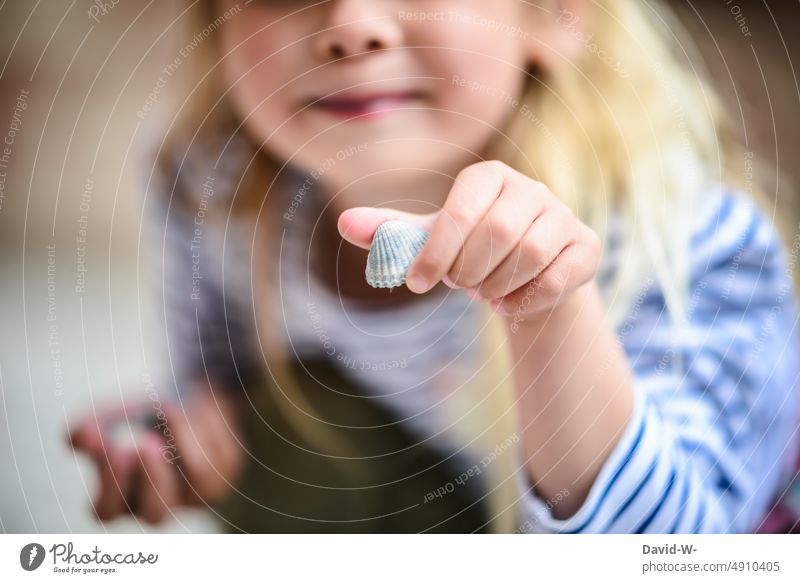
308;90;425;120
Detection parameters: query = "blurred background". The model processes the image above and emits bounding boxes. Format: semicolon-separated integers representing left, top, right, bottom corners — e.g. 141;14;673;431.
0;1;798;533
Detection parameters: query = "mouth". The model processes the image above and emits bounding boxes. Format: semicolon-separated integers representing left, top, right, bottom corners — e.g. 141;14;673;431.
306;90;426;120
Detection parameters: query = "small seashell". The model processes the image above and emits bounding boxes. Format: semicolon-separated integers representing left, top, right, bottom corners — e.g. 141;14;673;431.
365;220;430;289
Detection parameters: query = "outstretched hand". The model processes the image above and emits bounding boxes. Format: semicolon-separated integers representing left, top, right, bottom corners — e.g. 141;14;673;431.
337;160;601;319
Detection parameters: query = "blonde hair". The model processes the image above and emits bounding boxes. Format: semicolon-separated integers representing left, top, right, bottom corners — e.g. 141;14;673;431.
152;0;766;532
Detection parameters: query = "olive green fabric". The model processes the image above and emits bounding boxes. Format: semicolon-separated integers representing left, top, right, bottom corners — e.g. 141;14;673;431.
215;356;491;533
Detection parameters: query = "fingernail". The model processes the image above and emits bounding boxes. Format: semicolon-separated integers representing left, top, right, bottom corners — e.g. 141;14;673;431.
406;274;430;294
463;286;483;301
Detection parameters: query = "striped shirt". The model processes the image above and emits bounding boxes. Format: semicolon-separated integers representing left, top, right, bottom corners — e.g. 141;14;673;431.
516;189;800;533
151;166;800;533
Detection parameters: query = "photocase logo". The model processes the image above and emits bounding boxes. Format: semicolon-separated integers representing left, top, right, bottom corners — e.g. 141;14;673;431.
20;543;46;571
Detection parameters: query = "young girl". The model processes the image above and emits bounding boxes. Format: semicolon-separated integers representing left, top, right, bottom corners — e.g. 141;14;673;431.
68;0;800;533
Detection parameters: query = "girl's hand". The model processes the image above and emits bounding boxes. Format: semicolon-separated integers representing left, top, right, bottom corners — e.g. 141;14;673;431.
337;160;602;321
66;382;244;525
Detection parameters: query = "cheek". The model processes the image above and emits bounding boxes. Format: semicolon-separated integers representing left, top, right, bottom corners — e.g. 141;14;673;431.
424;29;528;149
221;39;328;172
221;24;302;136
410;3;530;136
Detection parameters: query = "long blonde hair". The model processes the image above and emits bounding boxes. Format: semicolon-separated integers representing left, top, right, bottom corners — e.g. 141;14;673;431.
151;0;762;532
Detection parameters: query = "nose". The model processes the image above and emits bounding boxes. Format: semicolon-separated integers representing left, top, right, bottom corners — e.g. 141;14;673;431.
312;1;402;62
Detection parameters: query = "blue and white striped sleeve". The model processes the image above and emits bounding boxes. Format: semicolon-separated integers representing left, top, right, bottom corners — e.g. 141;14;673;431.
516;189;800;533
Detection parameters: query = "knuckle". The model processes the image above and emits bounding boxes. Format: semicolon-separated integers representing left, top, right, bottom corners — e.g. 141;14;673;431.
585;226;602;253
529;179;549;196
460;159;495;177
521;236;547;263
456;160;506;189
481;159;507;176
564;215;582;240
454;165;480;189
488;217;517;247
549;203;574;224
447;209;475;231
443;205;473;231
412;254;439;277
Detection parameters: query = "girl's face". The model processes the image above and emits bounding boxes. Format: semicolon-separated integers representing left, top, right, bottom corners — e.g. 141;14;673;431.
217;0;568;209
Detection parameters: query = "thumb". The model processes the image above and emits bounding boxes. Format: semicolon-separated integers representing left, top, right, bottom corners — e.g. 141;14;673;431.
337;207;438;250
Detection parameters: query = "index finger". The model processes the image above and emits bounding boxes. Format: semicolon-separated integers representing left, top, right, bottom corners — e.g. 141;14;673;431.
405;161;506;293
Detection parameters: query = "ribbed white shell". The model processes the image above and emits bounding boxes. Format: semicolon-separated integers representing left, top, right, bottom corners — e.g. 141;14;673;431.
365;220;430;288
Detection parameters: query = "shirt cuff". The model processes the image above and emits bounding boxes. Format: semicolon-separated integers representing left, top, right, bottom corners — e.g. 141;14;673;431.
515;382;652;533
